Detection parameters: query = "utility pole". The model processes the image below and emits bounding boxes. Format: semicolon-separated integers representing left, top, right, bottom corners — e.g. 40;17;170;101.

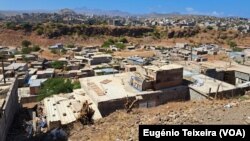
190;46;193;61
1;59;6;84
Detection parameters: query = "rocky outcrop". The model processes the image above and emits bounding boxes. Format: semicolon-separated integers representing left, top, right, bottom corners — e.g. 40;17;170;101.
167;28;200;38
44;26;154;38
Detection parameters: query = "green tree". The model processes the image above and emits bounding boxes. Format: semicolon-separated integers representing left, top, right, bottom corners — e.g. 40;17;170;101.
21;40;32;47
32;45;41;52
228;41;237;48
152;31;161;39
21;47;32;54
22;55;29;62
119;37;128;43
61;48;67;54
232;47;243;52
107;38;115;44
67;44;75;48
207;26;213;30
115;42;125;49
51;49;57;54
36;28;44;35
38;78;74;100
102;41;111;48
5;22;16;30
227;41;242;52
51;61;65;69
72;80;81;89
20;22;32;32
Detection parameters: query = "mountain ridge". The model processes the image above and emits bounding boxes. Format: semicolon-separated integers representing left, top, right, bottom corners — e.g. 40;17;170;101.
0;8;239;18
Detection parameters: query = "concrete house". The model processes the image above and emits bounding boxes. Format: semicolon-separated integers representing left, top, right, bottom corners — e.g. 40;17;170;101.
49;43;64;50
94;68;119;76
127;56;149;66
80;64;188;116
0;47;17;58
4;63;28;72
28;78;47;95
37;68;55;79
87;54;112;65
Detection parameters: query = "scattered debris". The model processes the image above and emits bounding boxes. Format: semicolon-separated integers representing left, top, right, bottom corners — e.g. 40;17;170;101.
224;104;233;109
124;97;138;113
224;102;239;109
79;101;95;125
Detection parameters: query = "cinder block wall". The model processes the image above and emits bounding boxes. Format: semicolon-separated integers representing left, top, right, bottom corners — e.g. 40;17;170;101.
154;68;183;90
97;86;189;117
98;96;136;117
0;79;19;141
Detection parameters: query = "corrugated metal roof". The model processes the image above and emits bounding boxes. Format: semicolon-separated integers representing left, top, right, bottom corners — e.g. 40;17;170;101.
29;79;47;87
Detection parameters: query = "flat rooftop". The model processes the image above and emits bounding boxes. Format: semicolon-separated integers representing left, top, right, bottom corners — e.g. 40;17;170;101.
80;64;186;103
199;61;250;74
144;64;183;72
90;54;112;59
18;87;31;101
29;68;38;75
80;73;140;103
189;74;236;94
80;73;140;102
29;79;47;87
44;89;102;126
37;68;55;75
5;63;27;70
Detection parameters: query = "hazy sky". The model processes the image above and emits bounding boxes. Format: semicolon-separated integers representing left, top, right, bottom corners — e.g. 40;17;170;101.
0;0;249;17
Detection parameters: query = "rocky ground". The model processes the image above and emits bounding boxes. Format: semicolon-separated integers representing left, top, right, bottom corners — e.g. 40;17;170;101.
68;94;250;141
7;94;250;141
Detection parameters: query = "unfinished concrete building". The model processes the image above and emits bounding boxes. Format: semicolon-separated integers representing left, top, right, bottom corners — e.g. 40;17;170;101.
80;64;189;116
87;54;112;65
188;73;242;100
198;61;250;86
181;61;250;99
0;78;18;141
130;64;183;91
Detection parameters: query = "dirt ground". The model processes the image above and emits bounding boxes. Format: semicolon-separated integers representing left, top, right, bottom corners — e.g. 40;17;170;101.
68;94;250;141
205;53;230;61
1;28;250;48
7;95;250;141
113;50;155;58
0;29;104;47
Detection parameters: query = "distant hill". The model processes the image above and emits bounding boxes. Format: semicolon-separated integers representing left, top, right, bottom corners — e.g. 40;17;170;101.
0;10;53;16
74;7;131;17
0;8;132;17
0;8;248;19
0;10;22;16
0;13;5;19
0;8;200;18
58;8;77;15
144;12;181;18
